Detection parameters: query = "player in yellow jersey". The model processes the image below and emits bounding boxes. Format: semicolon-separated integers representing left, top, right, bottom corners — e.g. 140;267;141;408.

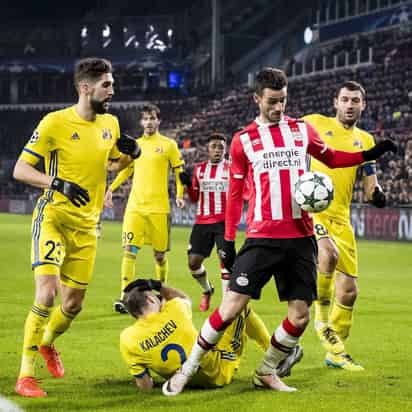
120;279;270;392
299;81;388;371
13;58;140;398
104;104;186;314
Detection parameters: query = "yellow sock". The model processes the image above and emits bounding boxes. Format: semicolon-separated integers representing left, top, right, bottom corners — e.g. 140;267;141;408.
41;305;76;346
314;271;335;326
245;308;270;352
120;250;137;298
330;299;353;341
155;258;168;283
19;303;51;378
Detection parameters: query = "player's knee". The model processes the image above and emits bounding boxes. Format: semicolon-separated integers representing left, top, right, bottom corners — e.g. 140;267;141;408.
35;287;58;307
154;251;166;264
338;285;358;306
318;243;339;272
188;255;203;271
62;299;82;315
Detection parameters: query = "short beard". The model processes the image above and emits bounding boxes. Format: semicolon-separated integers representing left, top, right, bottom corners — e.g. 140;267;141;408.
90;98;108;114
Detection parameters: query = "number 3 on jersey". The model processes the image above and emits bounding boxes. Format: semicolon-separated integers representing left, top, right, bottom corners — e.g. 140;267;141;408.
161;343;187;365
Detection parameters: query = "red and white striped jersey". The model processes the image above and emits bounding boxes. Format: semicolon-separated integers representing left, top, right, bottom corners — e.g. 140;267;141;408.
225;116;365;240
187;159;229;224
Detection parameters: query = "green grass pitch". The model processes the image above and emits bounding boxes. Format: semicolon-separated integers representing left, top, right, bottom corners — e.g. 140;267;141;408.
0;213;411;412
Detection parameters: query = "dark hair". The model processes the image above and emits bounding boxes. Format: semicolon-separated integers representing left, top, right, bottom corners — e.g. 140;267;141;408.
124;289;149;318
74;57;112;87
207;132;226;143
255;67;288;96
141;103;161;120
336;81;366;100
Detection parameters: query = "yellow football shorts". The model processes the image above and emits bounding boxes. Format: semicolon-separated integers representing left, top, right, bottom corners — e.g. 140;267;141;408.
31;204;97;289
122;211;171;252
313;214;358;277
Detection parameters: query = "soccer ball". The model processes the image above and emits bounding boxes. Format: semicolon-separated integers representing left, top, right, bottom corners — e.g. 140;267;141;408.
294;171;334;213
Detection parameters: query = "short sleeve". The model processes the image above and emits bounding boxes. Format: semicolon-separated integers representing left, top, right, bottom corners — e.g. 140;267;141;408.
168;140;184;169
19;114;57;166
163;298;192;321
120;331;148;377
109;117;121;160
230;133;248;179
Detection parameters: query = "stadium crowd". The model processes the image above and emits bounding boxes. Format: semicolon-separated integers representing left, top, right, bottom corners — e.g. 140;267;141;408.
1;26;411;206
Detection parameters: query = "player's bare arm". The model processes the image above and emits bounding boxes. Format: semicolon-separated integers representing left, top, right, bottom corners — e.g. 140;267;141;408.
107;154;133;172
13;158;53;188
135;373;154;392
160;285;191;305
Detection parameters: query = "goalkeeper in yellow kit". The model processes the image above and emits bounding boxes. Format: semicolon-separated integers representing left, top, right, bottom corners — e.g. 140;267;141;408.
104;104;185;313
284;81;390;373
120;279;270;391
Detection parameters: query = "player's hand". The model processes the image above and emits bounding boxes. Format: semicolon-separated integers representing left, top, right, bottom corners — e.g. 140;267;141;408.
50;177;90;207
370;186;386;208
124;278;162;293
176;198;185;209
218;240;236;272
104;190;113;208
116;133;141;159
362;139;397;161
179;170;192;187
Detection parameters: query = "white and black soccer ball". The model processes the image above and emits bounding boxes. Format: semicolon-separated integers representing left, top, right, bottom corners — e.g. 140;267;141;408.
294;171;334;213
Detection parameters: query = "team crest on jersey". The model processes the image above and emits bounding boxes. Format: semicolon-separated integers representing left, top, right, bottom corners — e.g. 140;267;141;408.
325;131;333;137
290;125;303;141
155;147;164;153
71;132;80;140
29;130;39;144
102;128;112;140
353;140;363;149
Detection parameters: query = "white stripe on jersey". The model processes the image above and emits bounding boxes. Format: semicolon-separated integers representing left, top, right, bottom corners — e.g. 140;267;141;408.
240;132;262;221
203;162;212;216
259;125;283;220
297;121;311;170
279;122;302;219
196;165;202;216
214;161;225;214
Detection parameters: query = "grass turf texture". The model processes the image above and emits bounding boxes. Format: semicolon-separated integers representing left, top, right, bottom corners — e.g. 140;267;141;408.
0;213;411;412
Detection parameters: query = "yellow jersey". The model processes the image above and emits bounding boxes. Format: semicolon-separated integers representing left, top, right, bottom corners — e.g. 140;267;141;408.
124;132;184;214
20;106;120;230
120;298;249;387
303;114;376;223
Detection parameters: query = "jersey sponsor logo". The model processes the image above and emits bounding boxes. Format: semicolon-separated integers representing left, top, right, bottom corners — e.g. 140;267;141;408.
102;128;112;140
325;131;333;137
71;132;80;140
139;320;177;352
200;180;228;193
261;147;305;170
155;146;164;153
29;130;40;144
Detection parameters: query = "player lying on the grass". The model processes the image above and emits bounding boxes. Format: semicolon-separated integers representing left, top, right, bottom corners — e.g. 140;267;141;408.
163;67;397;396
182;133;231;311
119;279;270;391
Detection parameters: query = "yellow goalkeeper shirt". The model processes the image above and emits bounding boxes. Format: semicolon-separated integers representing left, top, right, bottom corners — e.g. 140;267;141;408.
303;114;376;223
19;106;120;229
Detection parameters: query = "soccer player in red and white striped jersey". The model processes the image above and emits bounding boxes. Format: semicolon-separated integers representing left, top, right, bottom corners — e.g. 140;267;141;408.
163;68;396;396
185;133;230;311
